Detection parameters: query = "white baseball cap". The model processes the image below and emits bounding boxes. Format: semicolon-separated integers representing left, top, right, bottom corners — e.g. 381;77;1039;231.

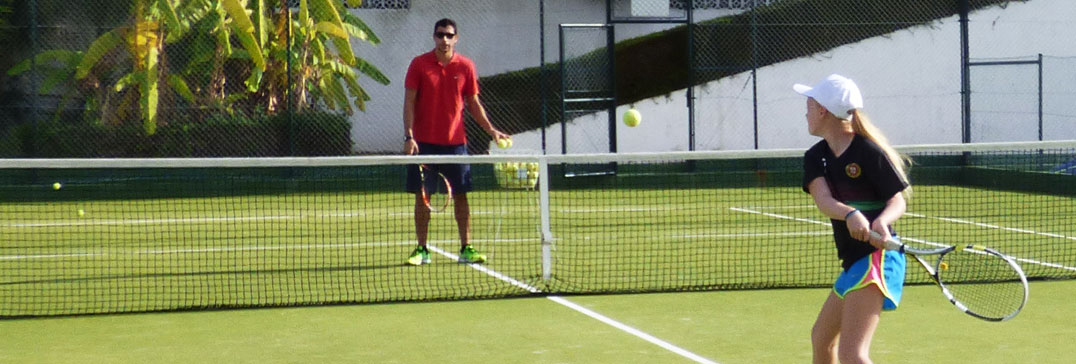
793;74;863;120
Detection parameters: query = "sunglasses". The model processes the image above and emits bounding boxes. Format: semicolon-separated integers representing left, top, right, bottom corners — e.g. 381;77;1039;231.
434;31;456;39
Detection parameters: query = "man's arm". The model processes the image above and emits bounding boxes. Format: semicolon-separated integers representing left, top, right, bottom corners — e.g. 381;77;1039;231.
465;94;507;141
403;88;418;154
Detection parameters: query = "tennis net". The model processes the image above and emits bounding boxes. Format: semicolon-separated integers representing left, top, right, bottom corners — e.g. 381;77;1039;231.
2;140;1075;317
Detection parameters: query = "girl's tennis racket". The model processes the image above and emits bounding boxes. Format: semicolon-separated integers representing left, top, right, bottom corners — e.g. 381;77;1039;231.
419;164;452;213
872;231;1029;322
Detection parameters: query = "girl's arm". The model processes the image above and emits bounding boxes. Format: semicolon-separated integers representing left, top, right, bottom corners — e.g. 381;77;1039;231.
806;177;872;244
867;192;906;249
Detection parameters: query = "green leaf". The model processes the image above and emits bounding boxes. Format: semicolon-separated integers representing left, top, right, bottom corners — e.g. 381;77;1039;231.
245;67;263;92
312;37;326;61
76;29;124;79
7;50;81;76
217;22;233;56
342;12;380;44
178;0;212;29
158;0;186;42
298;0;309;26
325;74;350;113
221;0;254;34
49;91;77;123
222;0;264;71
340;72;367;111
141;46;159;136
234;28;266;71
253;0;268;46
315;21;348;39
324;59;356;78
167;74;195;103
115;73;140;92
354;57;390;85
39;66;75;94
308;0;355;66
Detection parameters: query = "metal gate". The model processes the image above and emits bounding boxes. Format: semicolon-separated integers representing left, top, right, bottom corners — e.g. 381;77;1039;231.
559;24;616;176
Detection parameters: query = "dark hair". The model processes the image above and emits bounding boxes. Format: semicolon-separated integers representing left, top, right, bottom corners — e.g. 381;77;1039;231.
434;18;457;33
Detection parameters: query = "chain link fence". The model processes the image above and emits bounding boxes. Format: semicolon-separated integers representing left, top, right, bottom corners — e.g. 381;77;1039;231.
1;0;386;157
1;0;1072;157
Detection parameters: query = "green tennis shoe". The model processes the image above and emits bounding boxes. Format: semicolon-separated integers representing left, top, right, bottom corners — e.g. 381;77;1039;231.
407;246;431;266
458;245;486;264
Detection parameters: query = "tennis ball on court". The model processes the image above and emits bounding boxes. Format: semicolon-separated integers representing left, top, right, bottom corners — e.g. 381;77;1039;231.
496;137;512;149
52;182;62;190
623;109;641;127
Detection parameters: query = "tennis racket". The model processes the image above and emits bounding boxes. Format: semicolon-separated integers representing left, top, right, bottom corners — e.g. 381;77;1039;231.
871;231;1029;322
419;164;452;213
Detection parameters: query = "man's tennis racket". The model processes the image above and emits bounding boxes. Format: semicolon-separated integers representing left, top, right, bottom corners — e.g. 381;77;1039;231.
419;164;452;213
871;231;1029;321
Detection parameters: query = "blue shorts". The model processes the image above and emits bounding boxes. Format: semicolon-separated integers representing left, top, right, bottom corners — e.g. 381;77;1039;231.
405;142;472;194
833;248;906;311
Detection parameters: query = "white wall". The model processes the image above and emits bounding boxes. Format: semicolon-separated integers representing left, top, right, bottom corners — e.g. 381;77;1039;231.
349;0;1076;154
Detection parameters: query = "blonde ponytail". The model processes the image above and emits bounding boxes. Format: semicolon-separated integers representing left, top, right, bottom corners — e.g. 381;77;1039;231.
850;110;912;197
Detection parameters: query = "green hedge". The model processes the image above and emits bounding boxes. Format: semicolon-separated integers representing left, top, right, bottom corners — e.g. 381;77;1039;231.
1;111;352;158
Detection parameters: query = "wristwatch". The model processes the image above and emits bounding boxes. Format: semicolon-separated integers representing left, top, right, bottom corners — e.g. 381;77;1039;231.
404;135;413;142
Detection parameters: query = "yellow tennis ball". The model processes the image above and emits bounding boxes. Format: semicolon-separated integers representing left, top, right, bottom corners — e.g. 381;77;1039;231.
940;262;949;270
623;109;641;127
77;209;85;216
496;137;511;149
52;182;62;190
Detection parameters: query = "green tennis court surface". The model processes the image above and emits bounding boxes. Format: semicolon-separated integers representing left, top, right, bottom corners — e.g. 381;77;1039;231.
2;280;1074;363
2;143;1075;317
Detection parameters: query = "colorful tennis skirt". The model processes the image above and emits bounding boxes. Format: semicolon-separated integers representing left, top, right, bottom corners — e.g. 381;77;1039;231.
834;248;907;311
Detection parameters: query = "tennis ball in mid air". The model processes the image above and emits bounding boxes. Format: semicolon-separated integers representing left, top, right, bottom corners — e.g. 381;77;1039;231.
496;137;512;149
52;182;62;190
940;262;949;270
77;209;85;216
623;109;641;127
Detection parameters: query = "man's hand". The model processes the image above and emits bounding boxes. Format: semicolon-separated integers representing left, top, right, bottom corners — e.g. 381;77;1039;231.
489;130;509;142
403;139;418;155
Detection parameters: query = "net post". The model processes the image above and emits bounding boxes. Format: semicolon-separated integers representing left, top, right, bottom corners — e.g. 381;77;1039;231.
539;156;553;281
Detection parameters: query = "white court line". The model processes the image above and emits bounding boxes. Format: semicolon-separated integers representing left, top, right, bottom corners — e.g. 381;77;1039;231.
728;207;830;227
0;241;414;260
905;212;1076;242
3;209;524;228
424;245;719;364
0;238;539;261
905;213;1076;272
735;205;816;211
558;206;679;213
733;207;1076;271
546;296;720;364
672;231;831;239
4;215;297;228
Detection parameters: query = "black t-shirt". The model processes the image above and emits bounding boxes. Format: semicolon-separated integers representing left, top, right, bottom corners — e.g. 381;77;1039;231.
802;135;909;270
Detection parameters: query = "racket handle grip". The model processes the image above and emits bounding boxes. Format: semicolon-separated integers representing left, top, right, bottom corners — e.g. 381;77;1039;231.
870;231;906;252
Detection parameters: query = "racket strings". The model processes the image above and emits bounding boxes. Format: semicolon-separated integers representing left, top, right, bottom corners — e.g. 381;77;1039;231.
420;166;452;212
938;250;1026;319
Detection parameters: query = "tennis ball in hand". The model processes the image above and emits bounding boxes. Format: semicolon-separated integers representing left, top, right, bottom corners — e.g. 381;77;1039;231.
52;182;62;190
623;109;641;127
496;137;512;149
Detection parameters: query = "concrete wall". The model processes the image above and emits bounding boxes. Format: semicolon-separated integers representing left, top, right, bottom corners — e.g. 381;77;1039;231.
348;0;1076;154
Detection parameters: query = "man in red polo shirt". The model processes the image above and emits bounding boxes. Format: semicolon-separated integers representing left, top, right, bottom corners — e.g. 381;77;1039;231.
403;18;509;266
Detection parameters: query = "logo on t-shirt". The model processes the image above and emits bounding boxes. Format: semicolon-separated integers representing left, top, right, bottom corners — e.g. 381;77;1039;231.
845;163;862;178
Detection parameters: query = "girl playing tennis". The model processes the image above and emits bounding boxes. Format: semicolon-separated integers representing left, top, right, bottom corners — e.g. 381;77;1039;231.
795;74;910;364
